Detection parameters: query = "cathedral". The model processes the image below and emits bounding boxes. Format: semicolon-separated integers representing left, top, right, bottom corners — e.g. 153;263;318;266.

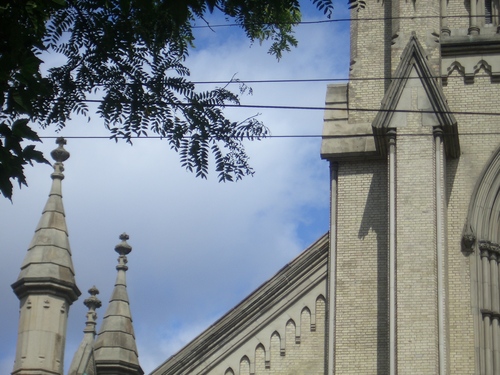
9;0;500;373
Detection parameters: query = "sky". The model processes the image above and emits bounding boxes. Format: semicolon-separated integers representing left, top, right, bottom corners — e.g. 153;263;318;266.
0;2;350;374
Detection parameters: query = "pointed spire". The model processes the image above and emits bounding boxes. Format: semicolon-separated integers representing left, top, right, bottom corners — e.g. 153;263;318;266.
11;138;81;375
94;233;144;375
68;287;102;375
12;137;80;301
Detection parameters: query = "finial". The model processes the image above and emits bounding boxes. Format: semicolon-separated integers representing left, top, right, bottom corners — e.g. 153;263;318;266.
115;233;131;272
84;286;102;311
115;233;132;256
50;137;70;163
83;286;101;336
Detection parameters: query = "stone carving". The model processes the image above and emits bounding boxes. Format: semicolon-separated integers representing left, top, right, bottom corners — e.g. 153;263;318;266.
84;286;102;323
50;137;70;163
462;223;476;253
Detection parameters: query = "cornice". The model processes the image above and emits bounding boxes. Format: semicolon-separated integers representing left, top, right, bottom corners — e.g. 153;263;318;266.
11;276;81;303
441;35;500;56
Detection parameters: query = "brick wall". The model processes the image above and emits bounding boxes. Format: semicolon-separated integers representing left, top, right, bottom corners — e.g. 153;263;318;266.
443;70;500;375
212;297;326;375
335;160;389;374
330;0;500;373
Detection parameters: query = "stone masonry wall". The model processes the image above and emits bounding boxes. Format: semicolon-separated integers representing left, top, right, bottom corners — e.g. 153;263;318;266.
335;160;389;374
395;120;439;374
446;0;470;29
216;297;326;375
444;70;500;375
349;0;388;125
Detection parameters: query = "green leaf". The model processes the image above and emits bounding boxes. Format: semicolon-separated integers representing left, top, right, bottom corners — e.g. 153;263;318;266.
12;119;41;142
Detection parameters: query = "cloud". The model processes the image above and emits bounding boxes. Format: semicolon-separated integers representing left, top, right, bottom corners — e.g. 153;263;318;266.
0;13;349;375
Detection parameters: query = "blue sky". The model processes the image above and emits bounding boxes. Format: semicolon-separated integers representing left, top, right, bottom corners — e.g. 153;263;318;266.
0;2;350;373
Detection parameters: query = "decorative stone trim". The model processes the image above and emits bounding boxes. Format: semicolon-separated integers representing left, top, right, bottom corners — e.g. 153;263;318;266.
479;241;500;258
461;231;476;254
372;34;460;158
153;235;329;375
481;309;500;320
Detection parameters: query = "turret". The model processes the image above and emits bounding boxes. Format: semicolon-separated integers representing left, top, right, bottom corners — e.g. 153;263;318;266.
68;286;102;375
11;137;81;375
94;233;143;375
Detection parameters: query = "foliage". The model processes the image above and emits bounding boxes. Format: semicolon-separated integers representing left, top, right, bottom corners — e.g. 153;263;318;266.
0;0;334;199
347;0;366;11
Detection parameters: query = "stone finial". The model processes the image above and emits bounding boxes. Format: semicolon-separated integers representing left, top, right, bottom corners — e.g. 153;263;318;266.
115;233;131;271
115;233;132;256
84;286;102;311
50;137;69;177
83;286;101;336
50;137;70;163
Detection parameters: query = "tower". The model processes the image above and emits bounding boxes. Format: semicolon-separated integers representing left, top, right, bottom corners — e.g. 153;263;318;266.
11;138;81;375
321;0;500;374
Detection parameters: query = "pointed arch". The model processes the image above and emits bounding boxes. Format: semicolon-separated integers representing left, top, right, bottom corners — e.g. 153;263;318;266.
270;330;285;357
464;144;500;375
447;61;466;77
239;355;250;375
474;59;492;76
224;368;235;375
285;319;297;347
301;306;312;333
315;295;326;332
255;343;267;372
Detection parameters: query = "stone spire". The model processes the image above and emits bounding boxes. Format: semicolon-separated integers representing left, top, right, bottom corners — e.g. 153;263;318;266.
11;137;81;375
68;286;102;375
94;233;144;375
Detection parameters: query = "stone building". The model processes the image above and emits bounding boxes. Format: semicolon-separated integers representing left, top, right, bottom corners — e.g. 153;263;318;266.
9;0;500;373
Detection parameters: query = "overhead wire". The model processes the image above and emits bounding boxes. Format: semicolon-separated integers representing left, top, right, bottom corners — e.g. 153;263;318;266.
79;99;500;117
191;74;491;84
191;13;480;28
35;132;500;140
88;73;486;87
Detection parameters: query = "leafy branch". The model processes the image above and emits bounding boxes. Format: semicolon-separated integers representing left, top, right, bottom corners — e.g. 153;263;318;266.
0;0;335;199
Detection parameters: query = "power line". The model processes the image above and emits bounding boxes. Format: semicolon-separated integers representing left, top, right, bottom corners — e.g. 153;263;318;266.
191;13;481;29
191;74;492;85
80;99;500;117
85;73;482;88
36;132;500;140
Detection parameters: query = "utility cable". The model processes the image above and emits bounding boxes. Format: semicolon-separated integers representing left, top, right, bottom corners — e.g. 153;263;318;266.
80;99;500;117
35;132;500;140
191;13;487;28
191;74;493;84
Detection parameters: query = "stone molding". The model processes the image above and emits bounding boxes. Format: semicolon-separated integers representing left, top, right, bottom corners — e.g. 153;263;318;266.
372;34;460;158
320;84;378;161
441;33;500;83
464;144;500;374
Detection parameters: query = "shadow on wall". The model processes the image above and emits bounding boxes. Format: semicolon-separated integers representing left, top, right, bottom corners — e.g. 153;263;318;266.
358;160;389;375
